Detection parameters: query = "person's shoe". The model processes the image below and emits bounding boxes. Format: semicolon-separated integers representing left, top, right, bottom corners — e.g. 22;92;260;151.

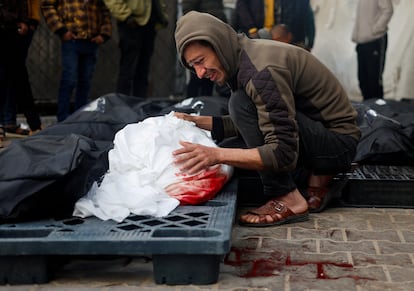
4;124;30;137
306;177;349;213
306;186;331;213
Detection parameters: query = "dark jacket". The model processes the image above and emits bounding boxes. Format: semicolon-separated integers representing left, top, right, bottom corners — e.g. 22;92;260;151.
182;0;227;23
1;0;40;32
1;0;40;58
233;0;263;34
234;0;315;49
175;11;360;172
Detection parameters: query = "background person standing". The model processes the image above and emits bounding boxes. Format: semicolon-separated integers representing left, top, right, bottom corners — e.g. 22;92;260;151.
41;0;112;122
0;0;42;136
233;0;315;51
352;0;393;100
103;0;168;98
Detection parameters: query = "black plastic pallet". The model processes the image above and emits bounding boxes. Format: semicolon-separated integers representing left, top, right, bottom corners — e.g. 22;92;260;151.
340;165;414;208
0;178;238;285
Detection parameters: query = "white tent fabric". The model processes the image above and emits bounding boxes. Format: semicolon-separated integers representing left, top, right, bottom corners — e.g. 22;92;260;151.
311;0;413;101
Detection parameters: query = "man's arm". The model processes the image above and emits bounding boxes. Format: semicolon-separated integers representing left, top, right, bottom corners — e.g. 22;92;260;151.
173;112;213;131
98;0;112;40
374;0;393;35
40;0;64;33
173;141;264;174
173;112;263;173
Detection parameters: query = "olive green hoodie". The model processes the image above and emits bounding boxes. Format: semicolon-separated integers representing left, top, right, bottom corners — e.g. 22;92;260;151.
103;0;168;28
175;11;360;172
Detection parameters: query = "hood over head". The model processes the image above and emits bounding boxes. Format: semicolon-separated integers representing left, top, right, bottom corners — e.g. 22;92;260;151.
175;11;240;81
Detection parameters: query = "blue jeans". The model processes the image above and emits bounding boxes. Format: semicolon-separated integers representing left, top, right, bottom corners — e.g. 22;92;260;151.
228;90;358;197
57;40;98;122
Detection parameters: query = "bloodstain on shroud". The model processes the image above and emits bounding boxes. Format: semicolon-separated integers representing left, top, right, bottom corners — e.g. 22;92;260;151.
166;165;229;205
224;247;374;281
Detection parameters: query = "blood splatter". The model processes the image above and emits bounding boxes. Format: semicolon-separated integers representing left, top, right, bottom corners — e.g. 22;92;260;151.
224;247;373;281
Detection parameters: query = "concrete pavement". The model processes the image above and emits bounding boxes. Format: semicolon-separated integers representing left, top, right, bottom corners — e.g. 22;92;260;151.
0;207;413;290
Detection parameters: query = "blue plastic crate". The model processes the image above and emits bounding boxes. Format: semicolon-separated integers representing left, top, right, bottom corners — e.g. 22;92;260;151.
0;178;238;285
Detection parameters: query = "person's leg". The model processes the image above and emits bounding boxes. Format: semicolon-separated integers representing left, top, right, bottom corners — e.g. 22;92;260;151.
2;89;17;129
377;34;388;99
116;21;141;97
198;78;214;96
229;90;297;195
2;62;26;134
2;90;30;135
0;60;7;145
215;83;231;98
0;41;12;143
186;74;214;97
357;39;382;100
0;34;29;135
16;68;42;131
132;23;156;98
229;90;308;226
356;43;370;100
295;111;358;211
14;30;42;131
296;112;357;175
57;40;78;122
186;73;202;97
75;41;98;111
368;38;382;100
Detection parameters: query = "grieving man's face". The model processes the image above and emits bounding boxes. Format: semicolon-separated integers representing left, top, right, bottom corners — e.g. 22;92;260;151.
184;42;227;86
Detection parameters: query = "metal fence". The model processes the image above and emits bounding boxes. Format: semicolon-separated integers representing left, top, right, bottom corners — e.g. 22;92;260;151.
28;0;181;108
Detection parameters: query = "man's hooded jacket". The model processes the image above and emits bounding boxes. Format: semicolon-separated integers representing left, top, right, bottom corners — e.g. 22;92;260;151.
175;11;360;173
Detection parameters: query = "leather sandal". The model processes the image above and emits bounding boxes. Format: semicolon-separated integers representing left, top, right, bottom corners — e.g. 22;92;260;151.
307;186;330;213
307;177;349;213
239;199;309;227
4;124;30;137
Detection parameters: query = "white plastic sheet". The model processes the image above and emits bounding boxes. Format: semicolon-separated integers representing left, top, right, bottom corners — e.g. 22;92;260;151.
73;112;232;222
